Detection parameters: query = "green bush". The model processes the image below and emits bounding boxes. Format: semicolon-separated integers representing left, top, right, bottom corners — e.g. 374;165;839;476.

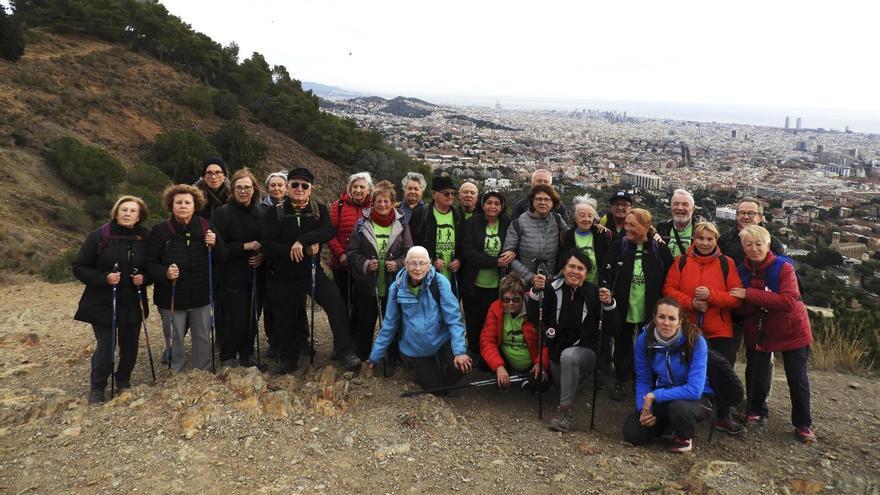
84;195;114;220
210;123;267;172
151;130;218;183
178;85;214;116
0;8;26;61
55;206;92;230
212;89;239;120
127;163;170;224
45;137;126;195
43;248;78;283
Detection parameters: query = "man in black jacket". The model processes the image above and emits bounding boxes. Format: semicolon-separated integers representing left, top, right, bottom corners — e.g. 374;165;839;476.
261;167;361;373
718;198;785;265
409;175;463;286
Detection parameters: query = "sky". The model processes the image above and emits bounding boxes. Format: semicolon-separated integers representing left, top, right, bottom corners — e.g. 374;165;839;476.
158;0;880;116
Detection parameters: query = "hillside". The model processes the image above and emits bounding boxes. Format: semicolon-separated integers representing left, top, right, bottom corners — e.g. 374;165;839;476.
0;31;347;276
0;280;878;494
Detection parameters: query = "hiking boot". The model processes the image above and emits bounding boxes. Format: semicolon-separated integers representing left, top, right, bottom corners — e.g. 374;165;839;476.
274;359;298;375
116;379;131;391
88;388;105;405
795;426;817;443
714;418;746;436
548;409;574;433
670;436;692;454
339;352;362;371
609;382;628;402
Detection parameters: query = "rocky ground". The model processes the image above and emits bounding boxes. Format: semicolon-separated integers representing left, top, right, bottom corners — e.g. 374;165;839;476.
0;279;878;494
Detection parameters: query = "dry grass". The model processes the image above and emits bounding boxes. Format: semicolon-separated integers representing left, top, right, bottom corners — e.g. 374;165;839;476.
810;319;875;372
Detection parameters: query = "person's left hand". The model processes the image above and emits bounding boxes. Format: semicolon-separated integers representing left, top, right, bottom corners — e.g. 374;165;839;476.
453;354;472;374
309;244;320;255
131;273;144;287
598;287;612;305
653;232;664;244
248;253;264;268
449;259;461;272
386;260;398;272
694;286;710;300
205;230;216;248
530;363;547;382
692;298;709;312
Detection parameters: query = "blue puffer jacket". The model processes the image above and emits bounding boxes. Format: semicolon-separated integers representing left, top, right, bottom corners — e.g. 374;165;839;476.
634;328;713;411
369;266;467;362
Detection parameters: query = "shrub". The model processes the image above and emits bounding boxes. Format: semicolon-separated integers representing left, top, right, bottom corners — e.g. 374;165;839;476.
54;205;92;230
151;130;218;183
0;8;25;61
45;137;125;195
212;89;239;120
43;248;78;283
177;85;214;116
127;163;169;224
210;123;267;172
810;318;873;371
84;195;114;220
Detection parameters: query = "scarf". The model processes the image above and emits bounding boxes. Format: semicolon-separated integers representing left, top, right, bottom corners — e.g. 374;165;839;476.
291;197;309;210
370;208;395;227
653;327;681;348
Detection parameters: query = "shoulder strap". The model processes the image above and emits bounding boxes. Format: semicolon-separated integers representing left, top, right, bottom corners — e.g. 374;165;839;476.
671;224;686;253
720;256;729;283
678;254;687;272
429;276;441;305
96;223;112;254
199;217;210;235
164;219;176;235
275;202;284;223
765;257;786;293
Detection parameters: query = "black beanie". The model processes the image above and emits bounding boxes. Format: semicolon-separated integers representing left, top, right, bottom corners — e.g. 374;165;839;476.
201;157;227;176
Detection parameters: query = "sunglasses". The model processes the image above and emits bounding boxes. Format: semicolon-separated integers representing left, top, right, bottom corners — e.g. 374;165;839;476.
289;181;311;190
501;297;523;304
436;190;455;197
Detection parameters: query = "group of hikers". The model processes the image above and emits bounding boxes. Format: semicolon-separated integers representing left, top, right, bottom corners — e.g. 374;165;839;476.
72;160;817;453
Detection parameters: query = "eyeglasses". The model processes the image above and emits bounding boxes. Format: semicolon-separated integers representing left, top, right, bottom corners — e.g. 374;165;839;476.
501;297;523;304
737;211;759;218
234;185;253;192
534;197;553;204
205;171;224;177
613;203;631;209
289;181;311;190
406;260;430;268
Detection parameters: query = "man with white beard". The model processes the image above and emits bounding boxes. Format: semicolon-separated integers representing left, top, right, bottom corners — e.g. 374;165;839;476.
655;189;702;258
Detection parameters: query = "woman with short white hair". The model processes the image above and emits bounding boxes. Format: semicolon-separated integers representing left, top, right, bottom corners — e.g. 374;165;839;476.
368;246;472;393
558;195;612;286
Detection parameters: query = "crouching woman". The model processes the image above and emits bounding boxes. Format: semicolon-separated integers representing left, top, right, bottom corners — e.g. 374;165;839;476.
623;297;712;453
367;246;472;393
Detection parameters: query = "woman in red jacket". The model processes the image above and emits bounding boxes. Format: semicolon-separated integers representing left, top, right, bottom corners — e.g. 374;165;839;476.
730;225;816;443
480;274;549;391
663;221;744;435
328;172;374;348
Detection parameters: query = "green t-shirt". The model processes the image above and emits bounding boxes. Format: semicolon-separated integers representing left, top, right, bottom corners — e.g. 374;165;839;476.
463;210;474;221
433;208;456;280
502;312;532;372
668;222;694;258
373;222;392;297
627;247;647;324
574;229;598;286
475;222;501;289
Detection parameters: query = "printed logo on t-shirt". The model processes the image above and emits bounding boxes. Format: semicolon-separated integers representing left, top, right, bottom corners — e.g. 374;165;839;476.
437;223;455;253
377;233;389;258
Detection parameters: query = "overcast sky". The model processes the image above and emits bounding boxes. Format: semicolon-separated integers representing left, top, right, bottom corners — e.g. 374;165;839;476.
126;2;880;113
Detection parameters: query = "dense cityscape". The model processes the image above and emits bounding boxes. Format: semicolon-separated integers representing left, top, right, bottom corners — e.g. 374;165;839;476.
321;95;880;304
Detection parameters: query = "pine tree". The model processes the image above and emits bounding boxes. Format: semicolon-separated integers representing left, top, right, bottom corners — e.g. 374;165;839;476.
0;6;26;61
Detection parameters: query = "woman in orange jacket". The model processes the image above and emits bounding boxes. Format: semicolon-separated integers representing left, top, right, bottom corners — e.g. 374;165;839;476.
480;274;549;391
663;221;744;435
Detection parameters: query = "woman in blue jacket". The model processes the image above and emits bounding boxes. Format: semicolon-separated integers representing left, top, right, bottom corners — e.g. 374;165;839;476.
368;246;472;393
623;297;712;453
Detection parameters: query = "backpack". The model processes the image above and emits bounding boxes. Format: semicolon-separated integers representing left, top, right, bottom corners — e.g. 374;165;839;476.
677;254;730;282
737;254;804;298
96;223;147;255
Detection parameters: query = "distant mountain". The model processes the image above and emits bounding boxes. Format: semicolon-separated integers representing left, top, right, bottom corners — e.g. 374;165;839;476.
446;114;519;131
383;97;434;118
302;81;364;98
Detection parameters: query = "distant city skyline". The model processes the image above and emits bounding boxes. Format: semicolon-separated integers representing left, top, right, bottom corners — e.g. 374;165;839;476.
147;2;879;129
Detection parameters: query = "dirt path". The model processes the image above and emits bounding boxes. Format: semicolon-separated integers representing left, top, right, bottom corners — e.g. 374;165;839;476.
0;280;878;494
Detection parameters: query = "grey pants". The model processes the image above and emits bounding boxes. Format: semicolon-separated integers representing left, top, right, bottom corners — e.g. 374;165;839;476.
159;305;212;371
550;346;597;408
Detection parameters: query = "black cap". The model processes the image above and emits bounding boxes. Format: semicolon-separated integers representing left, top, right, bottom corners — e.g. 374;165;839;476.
431;175;455;192
287;167;315;183
610;190;633;204
201;157;227;176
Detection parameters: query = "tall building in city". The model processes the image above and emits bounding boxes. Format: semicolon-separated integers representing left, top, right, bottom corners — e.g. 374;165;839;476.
796;117;802;132
623;171;662;190
785;116;790;130
731;129;737;139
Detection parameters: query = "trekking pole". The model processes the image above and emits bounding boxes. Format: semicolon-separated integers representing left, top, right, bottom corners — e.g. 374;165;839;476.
110;263;119;398
250;267;262;370
207;245;216;373
310;255;317;366
451;250;467;330
536;266;547;420
400;374;530;398
590;262;619;431
132;268;156;383
168;277;176;372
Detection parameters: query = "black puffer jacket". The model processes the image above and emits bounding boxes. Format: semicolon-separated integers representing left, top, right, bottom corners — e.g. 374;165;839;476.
526;277;620;363
408;203;463;261
145;216;225;310
211;201;264;286
260;199;334;282
72;222;152;327
605;237;674;323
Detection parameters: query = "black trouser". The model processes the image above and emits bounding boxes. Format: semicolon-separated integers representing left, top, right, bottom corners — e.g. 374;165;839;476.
268;269;355;363
408;341;465;394
91;323;140;390
614;321;643;383
745;346;812;428
333;268;358;340
500;355;552;393
219;282;259;362
462;287;497;357
353;288;388;361
623;399;708;444
707;336;737;420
